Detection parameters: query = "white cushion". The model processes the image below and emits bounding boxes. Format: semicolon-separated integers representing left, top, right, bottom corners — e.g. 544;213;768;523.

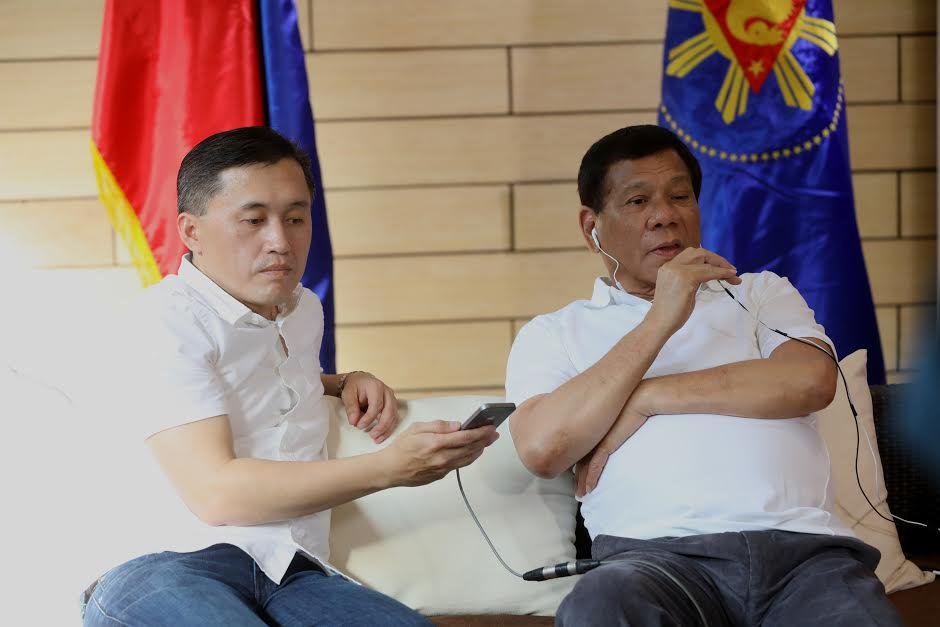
327;395;577;616
816;349;934;592
1;362;101;626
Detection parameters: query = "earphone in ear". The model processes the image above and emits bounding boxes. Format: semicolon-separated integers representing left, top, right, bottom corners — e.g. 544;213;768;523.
589;226;625;292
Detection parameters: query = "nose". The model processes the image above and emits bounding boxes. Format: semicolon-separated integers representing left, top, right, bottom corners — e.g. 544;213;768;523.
646;196;680;230
264;220;290;254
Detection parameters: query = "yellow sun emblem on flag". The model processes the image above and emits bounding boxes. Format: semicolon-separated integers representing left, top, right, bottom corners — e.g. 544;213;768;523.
667;0;838;124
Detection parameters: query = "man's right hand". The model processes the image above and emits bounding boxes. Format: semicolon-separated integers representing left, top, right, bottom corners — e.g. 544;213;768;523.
381;421;499;487
647;246;741;336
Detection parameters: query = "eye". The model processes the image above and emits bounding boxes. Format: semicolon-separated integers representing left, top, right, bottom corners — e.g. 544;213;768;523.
288;217;306;225
626;196;647;207
242;218;264;226
673;195;690;201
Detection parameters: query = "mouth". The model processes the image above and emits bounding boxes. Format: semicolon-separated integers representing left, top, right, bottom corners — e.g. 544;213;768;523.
649;241;683;259
260;265;293;277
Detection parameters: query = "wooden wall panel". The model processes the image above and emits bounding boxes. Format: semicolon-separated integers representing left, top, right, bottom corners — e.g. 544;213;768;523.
853;173;898;238
335;321;511;390
0;61;96;130
297;0;311;52
834;0;937;36
0;198;112;268
863;239;938;304
317;112;654;188
0;0;104;60
334;251;599;325
312;0;667;50
848;104;936;170
0;130;96;200
514;183;583;250
511;44;662;114
901;35;937;102
308;49;509;119
839;37;898;103
327;186;510;256
900;172;938;236
876;306;900;371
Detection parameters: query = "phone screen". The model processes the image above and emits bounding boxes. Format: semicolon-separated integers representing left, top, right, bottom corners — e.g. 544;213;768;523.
460;402;516;431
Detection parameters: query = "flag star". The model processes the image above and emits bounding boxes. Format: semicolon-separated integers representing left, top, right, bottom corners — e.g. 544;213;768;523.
748;59;765;77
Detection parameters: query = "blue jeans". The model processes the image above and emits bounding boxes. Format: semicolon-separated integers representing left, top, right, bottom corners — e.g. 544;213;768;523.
82;544;431;626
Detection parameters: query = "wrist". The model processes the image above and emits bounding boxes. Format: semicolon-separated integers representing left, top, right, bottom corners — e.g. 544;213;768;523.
369;447;398;489
641;308;679;340
336;370;368;397
632;378;660;417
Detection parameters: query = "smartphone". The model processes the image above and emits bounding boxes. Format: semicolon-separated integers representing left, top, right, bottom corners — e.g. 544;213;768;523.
460;402;516;431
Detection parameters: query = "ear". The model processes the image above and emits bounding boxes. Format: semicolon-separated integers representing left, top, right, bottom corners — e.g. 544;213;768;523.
177;212;201;255
579;206;598;252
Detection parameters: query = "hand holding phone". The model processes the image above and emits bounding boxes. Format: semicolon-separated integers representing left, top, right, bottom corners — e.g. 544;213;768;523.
460;402;515;431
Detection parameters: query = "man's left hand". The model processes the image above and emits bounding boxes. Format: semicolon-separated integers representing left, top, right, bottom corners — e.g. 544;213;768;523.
342;373;400;444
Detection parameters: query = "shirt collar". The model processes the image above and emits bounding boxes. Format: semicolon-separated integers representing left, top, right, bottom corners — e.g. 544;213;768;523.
177;254;302;327
588;277;653;309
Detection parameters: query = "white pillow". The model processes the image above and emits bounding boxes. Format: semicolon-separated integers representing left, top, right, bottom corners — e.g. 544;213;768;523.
327;395;577;616
816;349;934;593
1;363;103;626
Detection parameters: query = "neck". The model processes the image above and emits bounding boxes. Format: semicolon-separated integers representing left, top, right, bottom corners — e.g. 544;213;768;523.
248;303;279;321
607;275;655;301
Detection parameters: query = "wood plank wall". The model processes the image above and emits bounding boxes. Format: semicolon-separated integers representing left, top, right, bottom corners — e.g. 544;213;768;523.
0;0;936;395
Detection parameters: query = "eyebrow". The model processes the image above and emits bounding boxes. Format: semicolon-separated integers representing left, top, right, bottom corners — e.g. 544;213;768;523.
621;175;691;194
237;200;310;212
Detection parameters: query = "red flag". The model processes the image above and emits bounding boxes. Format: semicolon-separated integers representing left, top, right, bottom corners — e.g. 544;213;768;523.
91;0;265;282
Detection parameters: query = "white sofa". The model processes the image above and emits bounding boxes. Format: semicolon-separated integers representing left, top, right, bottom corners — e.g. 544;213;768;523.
3;321;932;624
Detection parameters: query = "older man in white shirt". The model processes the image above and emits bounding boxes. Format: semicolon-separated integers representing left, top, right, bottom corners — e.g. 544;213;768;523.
81;127;498;627
506;125;901;626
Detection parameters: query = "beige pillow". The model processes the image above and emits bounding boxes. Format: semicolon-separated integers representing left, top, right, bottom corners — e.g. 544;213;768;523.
816;349;934;592
327;395;577;616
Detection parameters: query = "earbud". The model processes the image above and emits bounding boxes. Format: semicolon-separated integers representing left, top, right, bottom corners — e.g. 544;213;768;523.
590;226;625;292
591;227;601;250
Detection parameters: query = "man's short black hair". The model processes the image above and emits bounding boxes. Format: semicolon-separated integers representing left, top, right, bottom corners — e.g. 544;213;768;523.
177;126;314;216
577;124;702;213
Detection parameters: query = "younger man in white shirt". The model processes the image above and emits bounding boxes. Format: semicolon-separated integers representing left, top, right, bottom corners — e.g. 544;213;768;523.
82;127;498;627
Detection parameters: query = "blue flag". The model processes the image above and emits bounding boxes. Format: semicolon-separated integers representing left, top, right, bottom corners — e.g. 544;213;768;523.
658;0;885;383
258;0;336;373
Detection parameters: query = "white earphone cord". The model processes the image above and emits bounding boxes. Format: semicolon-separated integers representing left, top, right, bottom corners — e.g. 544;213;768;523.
592;228;625;291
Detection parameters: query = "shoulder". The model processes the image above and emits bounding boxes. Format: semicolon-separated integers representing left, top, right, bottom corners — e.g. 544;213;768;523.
514;299;591;345
131;276;219;356
735;270;803;302
295;286;324;318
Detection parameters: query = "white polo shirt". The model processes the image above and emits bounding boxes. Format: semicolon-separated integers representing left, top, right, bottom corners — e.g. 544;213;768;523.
506;272;853;541
105;255;334;583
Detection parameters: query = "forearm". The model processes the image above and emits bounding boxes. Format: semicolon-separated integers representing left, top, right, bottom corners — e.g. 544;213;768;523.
197;452;392;527
511;318;672;477
641;350;835;419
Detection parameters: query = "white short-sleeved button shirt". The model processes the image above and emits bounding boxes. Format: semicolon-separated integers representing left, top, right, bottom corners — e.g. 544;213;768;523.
506;272;853;541
111;255;335;583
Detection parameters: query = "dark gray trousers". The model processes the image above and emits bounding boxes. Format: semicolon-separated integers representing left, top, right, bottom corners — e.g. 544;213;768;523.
556;530;903;627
